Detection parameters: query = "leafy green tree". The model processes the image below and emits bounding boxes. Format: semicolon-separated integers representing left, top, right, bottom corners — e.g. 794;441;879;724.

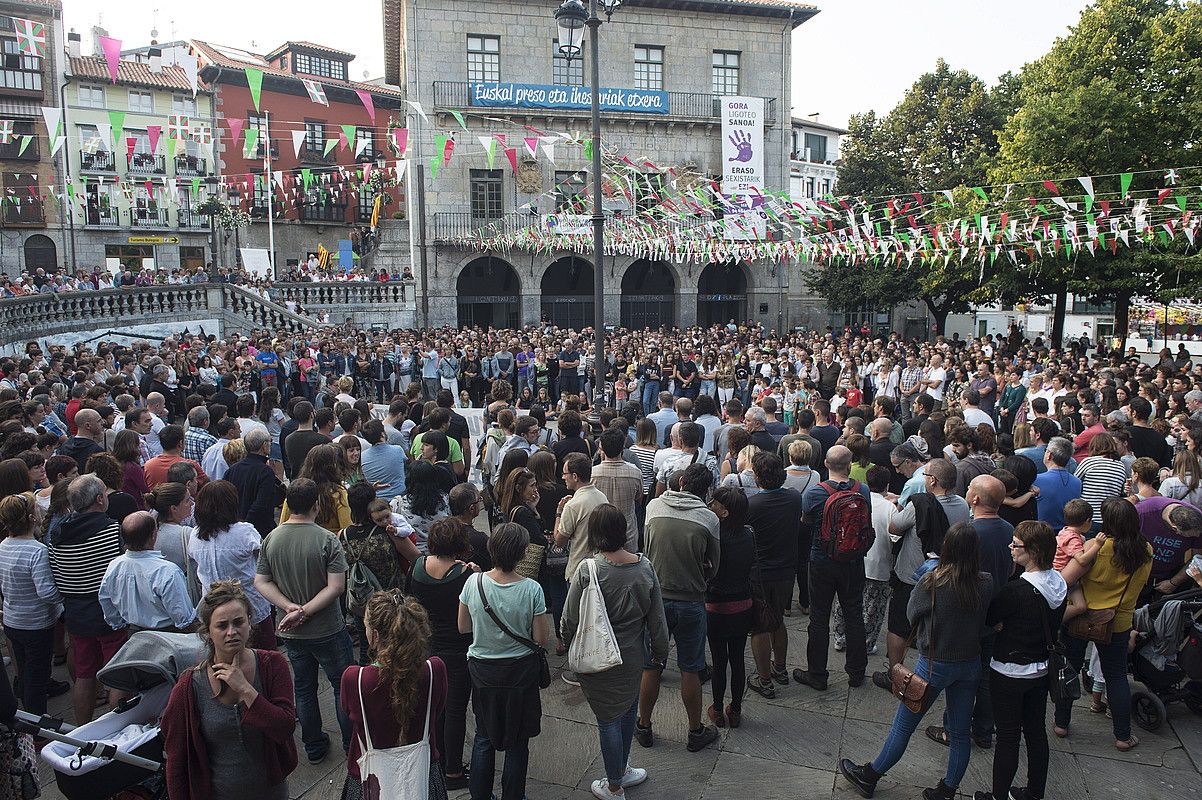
990;0;1202;344
820;60;1016;333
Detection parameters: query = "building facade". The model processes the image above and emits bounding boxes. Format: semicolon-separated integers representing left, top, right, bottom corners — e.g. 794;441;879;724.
384;0;818;329
789;116;842;201
192;39;404;270
64;41;216;272
0;0;64;273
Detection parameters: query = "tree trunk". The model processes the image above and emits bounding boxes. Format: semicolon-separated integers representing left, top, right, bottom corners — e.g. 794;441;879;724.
1051;283;1068;348
922;297;950;337
1114;290;1132;345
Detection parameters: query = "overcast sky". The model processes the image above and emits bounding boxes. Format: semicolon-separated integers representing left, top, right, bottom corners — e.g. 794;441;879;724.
68;0;1094;129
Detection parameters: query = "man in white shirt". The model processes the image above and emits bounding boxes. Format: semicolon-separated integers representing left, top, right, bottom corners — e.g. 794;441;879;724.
961;388;995;430
202;418;240;481
924;354;946;405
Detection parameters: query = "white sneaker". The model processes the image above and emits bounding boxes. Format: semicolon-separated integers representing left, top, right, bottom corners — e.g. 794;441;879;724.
591;779;624;799
620;766;648;788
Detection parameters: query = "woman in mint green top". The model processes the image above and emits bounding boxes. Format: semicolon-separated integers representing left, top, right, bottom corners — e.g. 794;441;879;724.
457;522;550;800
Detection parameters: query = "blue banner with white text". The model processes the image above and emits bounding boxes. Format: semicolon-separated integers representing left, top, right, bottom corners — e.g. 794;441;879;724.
470;82;669;114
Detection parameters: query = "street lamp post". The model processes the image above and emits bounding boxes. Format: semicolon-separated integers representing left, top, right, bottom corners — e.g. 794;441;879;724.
557;0;620;410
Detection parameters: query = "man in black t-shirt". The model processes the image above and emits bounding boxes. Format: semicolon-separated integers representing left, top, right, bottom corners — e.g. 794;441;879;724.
675;356;698;399
558;339;580;395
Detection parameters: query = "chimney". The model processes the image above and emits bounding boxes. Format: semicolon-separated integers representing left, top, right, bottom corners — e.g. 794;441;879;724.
90;25;109;58
67;30;81;59
149;47;162;73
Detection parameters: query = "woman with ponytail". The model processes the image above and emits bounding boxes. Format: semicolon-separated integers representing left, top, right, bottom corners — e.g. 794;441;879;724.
0;491;62;715
162;580;297;800
145;482;199;602
339;591;449;800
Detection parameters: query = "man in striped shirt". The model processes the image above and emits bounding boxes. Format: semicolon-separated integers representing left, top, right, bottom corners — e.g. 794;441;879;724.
48;475;126;725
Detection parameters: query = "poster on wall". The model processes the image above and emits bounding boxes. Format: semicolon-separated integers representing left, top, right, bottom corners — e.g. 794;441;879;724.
240;248;273;278
720;96;765;196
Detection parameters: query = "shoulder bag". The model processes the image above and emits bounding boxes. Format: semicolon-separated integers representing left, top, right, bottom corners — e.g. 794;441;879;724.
889;577;936;713
510;507;547;580
567;558;623;674
1037;585;1081;703
355;662;433;800
1066;572;1134;644
476;574;552;689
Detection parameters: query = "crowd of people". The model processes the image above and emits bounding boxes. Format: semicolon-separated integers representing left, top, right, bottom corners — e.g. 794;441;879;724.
0;317;1200;800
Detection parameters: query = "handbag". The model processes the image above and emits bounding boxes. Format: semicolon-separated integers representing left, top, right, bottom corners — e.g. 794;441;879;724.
889;578;935;714
567;558;624;675
0;723;39;800
1037;585;1081;703
510;507;546;580
355;662;432;800
1066;573;1134;644
476;574;552;689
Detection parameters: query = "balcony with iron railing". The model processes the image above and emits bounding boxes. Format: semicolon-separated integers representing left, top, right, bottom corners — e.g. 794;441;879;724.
301;203;348;223
79;149;116;172
174;155;207;176
301;146;338;165
178;209;210;229
128;153;166;175
83;203;120;228
130;206;169;227
432;82;777;126
432;211;531;242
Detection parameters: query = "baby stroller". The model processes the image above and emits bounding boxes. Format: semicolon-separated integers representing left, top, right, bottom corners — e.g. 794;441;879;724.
1128;586;1202;732
16;631;205;800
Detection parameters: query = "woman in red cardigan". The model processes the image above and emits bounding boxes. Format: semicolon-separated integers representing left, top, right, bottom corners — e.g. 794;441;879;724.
162;580;298;800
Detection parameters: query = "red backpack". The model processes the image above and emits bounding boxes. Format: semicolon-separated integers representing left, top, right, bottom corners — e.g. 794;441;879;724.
817;480;875;562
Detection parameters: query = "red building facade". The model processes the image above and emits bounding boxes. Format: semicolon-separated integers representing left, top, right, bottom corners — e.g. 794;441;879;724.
192;40;404;256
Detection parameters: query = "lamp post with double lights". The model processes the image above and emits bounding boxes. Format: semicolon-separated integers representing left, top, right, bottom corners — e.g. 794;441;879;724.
555;0;621;409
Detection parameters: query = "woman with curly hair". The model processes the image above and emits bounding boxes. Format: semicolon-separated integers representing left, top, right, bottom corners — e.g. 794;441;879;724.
281;443;351;532
340;591;449;800
162;580;297;800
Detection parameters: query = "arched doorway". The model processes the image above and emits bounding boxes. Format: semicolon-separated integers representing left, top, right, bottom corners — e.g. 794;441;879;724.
23;234;56;271
540;257;594;331
621;260;675;329
457;257;520;329
697;261;748;327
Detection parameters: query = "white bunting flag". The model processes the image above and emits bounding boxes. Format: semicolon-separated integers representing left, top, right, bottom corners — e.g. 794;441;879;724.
405;100;429;124
291;129;307;159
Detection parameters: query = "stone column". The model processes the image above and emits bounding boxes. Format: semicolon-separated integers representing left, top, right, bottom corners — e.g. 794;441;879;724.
678;290;699;327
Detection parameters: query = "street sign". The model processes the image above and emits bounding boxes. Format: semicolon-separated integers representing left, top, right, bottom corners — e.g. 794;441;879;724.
127;235;180;245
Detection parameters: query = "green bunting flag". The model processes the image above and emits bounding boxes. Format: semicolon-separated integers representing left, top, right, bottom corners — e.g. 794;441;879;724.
167;137;178;159
340;125;357;152
972;187;989;202
108;111;125;144
583;139;592;161
449;110;467;130
434;134;447;160
244;128;259;158
430;156;440;180
323;138;338;157
17;135;32;156
1120;172;1133;199
301;168;313;191
191;177;201;194
246;69;263;112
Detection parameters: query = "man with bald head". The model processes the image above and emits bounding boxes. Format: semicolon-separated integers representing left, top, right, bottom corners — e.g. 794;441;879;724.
142;392;168;458
794;444;873;691
925;473;1014;748
59;407;104;472
98;511;196;633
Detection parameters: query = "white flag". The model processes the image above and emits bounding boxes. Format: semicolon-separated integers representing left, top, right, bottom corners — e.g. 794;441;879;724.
291;129;307;159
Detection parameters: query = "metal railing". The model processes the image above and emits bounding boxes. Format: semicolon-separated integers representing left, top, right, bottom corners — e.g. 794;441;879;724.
130;207;169;227
432;211;530;242
174;155;207;176
79;150;116;172
83;204;120;228
177;209;209;228
127;153;166;175
432;81;777;125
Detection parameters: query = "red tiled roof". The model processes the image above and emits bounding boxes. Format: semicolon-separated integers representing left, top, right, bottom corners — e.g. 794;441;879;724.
191;40;402;99
69;56;203;93
264;41;357;62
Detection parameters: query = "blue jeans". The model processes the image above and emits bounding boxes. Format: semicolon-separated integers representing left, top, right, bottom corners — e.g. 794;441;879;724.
598;699;638;785
871;656;981;789
541;571;568;641
283;629;355;758
470;731;529;800
699;379;716;399
640;381;660;412
942;629;995;742
1055;627;1132;741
